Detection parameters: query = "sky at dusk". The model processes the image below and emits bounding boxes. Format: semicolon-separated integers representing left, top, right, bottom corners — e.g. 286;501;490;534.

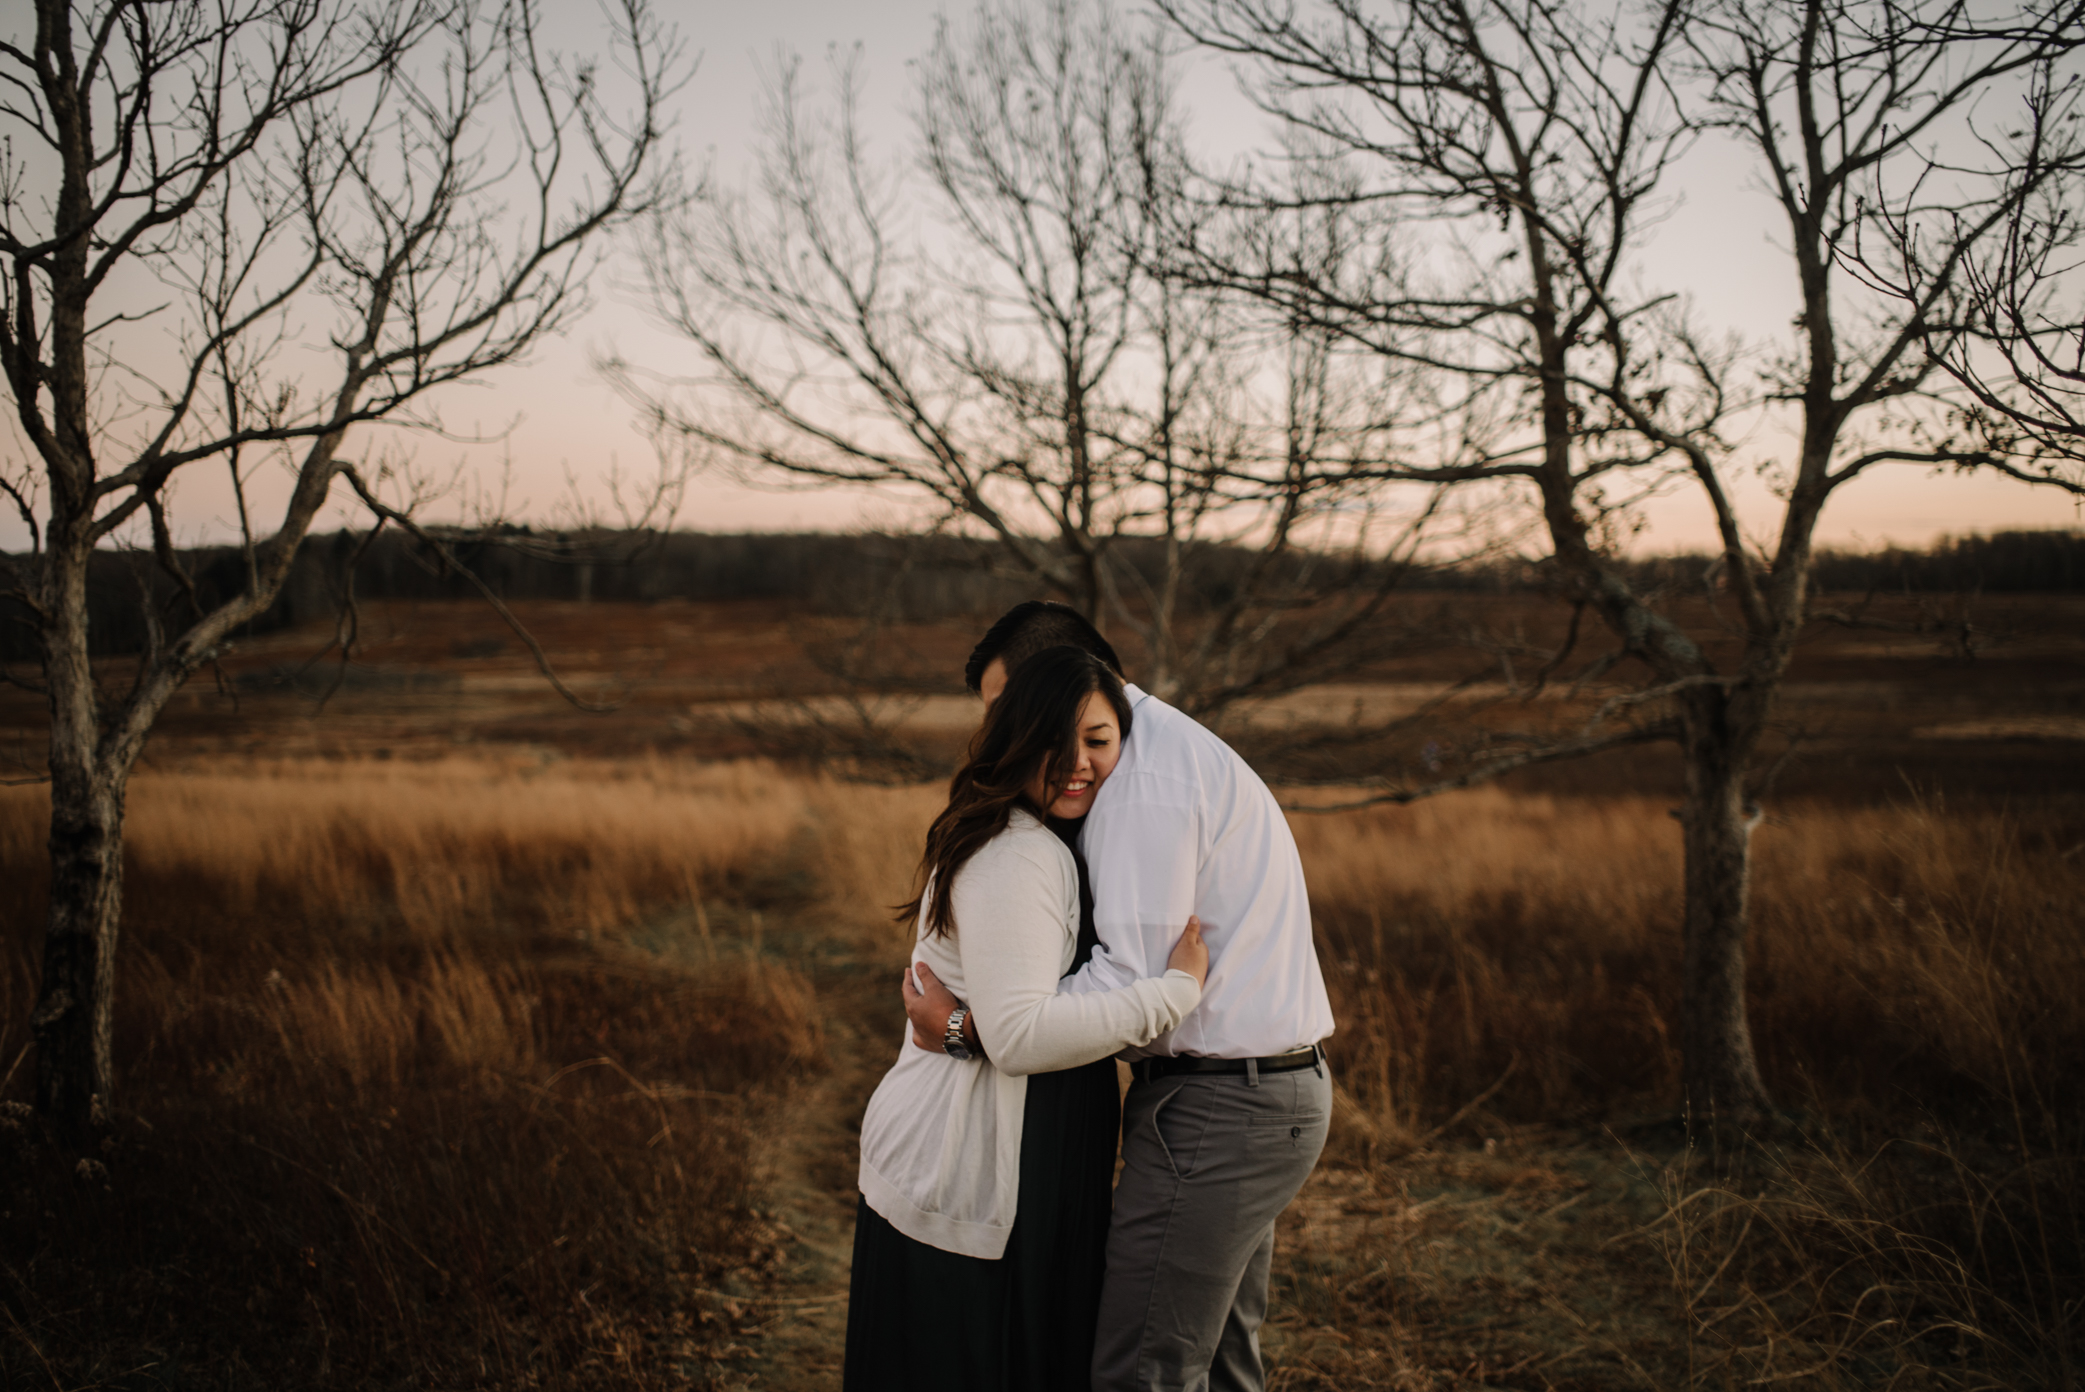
6;0;2080;555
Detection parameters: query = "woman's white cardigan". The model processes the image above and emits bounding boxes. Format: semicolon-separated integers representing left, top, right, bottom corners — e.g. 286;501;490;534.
857;809;1201;1260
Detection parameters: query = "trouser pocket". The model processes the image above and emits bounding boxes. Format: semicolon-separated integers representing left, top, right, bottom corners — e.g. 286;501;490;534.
1148;1079;1218;1180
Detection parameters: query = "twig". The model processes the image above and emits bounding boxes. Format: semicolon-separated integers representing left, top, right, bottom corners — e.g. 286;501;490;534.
0;1298;65;1392
1414;1054;1519;1149
240;1137;452;1280
1283;721;1679;813
341;466;622;714
0;1043;30;1094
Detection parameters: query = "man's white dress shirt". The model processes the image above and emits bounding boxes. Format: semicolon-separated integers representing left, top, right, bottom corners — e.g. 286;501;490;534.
1065;684;1336;1060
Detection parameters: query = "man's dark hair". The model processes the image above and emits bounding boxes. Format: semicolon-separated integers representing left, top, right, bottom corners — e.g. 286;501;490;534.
964;600;1123;692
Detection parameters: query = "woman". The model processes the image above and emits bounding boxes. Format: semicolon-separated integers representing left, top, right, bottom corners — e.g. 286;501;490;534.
843;646;1207;1390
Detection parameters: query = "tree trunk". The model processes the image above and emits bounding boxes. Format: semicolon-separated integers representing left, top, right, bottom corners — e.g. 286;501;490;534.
34;766;126;1133
32;532;132;1135
1676;700;1773;1131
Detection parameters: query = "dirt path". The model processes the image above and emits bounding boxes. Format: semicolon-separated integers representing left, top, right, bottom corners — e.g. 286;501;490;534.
703;925;1697;1392
703;931;1361;1391
711;941;893;1392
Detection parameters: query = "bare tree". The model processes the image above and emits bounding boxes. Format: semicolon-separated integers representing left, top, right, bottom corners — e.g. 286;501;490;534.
1163;0;2085;1125
1859;55;2085;472
616;0;1475;717
0;0;681;1132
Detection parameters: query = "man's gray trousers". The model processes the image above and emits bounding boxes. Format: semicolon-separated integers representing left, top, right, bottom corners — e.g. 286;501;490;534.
1091;1056;1332;1392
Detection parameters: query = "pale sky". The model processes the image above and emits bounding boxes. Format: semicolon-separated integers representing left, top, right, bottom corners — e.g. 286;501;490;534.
7;0;2080;555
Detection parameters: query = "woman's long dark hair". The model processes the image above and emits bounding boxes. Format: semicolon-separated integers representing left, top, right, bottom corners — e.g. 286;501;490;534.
899;646;1133;939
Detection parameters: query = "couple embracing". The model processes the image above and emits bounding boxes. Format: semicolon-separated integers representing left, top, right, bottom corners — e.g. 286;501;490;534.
844;602;1336;1392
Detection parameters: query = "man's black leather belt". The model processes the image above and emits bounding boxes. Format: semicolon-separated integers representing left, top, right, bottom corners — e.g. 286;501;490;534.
1130;1043;1323;1084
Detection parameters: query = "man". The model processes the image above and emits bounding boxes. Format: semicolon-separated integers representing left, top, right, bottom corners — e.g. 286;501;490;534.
904;600;1335;1392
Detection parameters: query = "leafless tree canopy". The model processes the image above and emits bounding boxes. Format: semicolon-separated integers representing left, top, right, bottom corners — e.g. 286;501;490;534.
1688;0;2085;494
1849;54;2085;473
1159;0;2085;1122
617;0;1496;715
1;0;682;1128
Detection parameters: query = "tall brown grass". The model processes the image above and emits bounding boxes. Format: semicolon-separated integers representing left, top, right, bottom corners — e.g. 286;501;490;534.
2;757;826;1390
1291;786;2084;1387
1291;787;2084;1140
2;760;2077;1387
0;754;815;943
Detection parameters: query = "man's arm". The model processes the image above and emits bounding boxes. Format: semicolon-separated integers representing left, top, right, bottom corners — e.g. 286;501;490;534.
1060;781;1198;997
903;963;982;1054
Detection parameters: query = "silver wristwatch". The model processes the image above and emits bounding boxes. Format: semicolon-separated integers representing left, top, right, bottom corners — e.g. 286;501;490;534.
943;1006;974;1061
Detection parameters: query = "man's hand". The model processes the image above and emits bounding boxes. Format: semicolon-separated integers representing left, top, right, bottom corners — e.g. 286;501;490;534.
901;961;981;1056
1168;915;1209;986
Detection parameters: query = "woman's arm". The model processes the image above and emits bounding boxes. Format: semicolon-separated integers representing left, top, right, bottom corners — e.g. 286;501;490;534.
949;838;1201;1078
905;921;1206;1056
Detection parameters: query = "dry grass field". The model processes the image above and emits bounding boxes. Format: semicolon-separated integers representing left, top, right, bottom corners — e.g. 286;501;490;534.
1283;788;2083;1389
2;756;2079;1389
1;758;836;1388
1;592;2081;1388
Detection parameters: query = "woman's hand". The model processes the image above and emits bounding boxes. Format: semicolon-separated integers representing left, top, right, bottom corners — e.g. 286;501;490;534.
1167;915;1209;987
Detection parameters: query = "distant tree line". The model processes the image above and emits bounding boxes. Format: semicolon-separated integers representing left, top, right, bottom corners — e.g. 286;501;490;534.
0;531;1018;662
1809;530;2085;593
5;526;2076;665
1605;530;2085;594
1;527;1463;662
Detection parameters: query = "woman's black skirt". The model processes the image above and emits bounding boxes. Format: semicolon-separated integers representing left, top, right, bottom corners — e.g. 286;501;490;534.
841;1053;1122;1391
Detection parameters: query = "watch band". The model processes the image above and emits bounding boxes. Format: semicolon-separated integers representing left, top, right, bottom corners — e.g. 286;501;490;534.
943;1006;973;1061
